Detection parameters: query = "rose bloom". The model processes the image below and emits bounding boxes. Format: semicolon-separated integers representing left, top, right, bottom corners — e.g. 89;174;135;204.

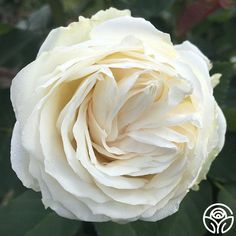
11;8;226;222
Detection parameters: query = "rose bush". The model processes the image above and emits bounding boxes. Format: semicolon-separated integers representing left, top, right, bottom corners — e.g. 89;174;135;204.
10;8;226;222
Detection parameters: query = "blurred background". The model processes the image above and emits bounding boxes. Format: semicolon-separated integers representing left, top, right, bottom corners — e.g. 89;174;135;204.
0;0;236;235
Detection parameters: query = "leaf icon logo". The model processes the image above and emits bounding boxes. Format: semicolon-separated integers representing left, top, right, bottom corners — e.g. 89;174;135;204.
203;203;234;234
220;216;234;234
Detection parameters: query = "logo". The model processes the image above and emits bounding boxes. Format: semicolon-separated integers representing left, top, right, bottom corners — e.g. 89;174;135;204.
203;203;234;234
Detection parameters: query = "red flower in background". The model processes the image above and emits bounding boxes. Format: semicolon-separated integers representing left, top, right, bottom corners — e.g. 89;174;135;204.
177;0;236;36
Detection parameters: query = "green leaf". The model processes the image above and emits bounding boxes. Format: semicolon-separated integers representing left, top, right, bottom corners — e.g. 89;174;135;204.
112;0;175;18
94;181;212;236
0;191;48;235
0;89;15;128
95;222;136;236
0;190;80;236
212;61;234;107
208;7;236;23
80;0;106;18
25;212;80;236
218;183;236;214
223;107;236;132
209;132;236;183
46;0;66;26
0;29;44;67
0;23;12;35
62;0;93;15
0;89;24;199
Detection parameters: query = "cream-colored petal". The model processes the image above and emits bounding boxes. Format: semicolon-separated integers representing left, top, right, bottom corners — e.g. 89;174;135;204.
37;19;92;56
175;41;212;70
128;130;177;149
90;15;171;45
38;8;131;57
142;192;186;221
91;7;130;22
39;165;109;221
74;99;148;189
10;122;39;190
96;177;180;206
191;102;226;188
211;73;221;88
37;85;109;203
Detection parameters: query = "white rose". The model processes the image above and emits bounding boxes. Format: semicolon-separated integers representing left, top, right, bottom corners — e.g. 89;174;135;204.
10;8;226;222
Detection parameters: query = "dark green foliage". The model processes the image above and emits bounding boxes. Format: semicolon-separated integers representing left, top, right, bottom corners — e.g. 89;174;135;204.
0;0;235;235
0;190;80;236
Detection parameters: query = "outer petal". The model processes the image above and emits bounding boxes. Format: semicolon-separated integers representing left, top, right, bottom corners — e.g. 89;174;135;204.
11;48;83;124
37;8;130;56
192;103;226;188
90;15;172;46
10;122;39;190
142;193;186;221
91;7;130;21
175;41;212;70
37;19;92;57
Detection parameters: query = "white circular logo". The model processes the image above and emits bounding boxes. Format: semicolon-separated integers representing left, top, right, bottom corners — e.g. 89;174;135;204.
203;203;234;234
